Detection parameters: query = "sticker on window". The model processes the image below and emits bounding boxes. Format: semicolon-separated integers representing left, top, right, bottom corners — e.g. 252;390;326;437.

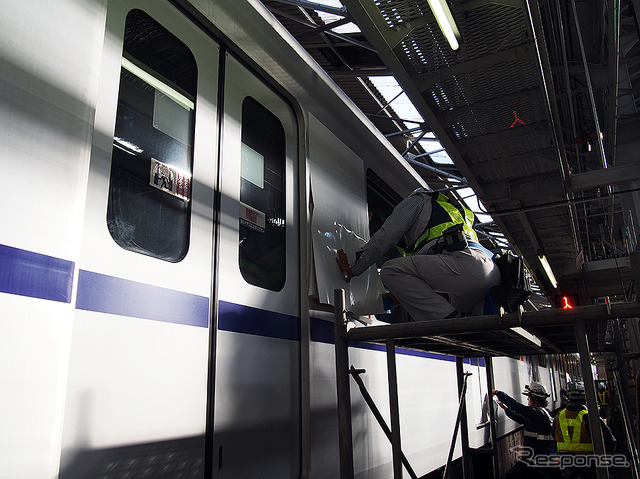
240;202;266;233
241;142;264;188
150;158;191;201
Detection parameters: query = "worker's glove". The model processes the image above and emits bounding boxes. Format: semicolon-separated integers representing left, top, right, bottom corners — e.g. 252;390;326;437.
336;249;355;282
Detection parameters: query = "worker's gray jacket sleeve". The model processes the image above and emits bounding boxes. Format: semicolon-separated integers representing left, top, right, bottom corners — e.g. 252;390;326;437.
350;194;424;276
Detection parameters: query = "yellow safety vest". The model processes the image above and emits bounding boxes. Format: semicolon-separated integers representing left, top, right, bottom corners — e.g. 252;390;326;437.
597;391;609;406
557;409;594;453
398;193;478;256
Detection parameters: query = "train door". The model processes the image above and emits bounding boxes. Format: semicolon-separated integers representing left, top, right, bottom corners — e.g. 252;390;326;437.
60;1;219;476
211;54;301;477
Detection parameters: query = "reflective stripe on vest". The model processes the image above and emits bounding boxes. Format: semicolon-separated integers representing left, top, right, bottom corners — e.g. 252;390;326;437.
598;391;609;406
524;431;555;441
398;193;478;256
557;409;594;452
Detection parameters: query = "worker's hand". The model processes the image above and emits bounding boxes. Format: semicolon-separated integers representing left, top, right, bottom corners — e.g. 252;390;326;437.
492;390;499;396
498;401;507;411
336;249;355;282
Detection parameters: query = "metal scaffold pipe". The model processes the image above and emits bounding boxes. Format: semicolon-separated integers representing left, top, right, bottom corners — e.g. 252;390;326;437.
345;302;640;343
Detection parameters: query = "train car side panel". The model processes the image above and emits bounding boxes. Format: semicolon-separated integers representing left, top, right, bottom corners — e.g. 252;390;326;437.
213;53;301;477
59;1;219;476
0;0;106;477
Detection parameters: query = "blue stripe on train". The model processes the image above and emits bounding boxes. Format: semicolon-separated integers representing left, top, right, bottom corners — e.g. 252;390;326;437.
1;243;486;364
218;301;300;341
76;270;209;328
0;244;74;303
74;270;300;337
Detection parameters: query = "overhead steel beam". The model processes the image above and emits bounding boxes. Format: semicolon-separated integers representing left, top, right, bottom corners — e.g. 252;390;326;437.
483;185;640;218
606;0;621;166
267;0;346;16
339;0;488;198
384;126;423;138
320;31;378;52
471;147;558;169
630;0;640;40
618;111;640;124
481;163;640;203
267;4;377;53
525;0;581;255
293;5;355;70
294;17;352;40
553;0;582;177
569;0;609;170
450;0;523;11
405;157;467;183
482;175;564;204
570;162;640;190
455;121;551;152
401;129;428;156
328;67;393;78
437;87;541;125
411;44;535;92
365;113;422;124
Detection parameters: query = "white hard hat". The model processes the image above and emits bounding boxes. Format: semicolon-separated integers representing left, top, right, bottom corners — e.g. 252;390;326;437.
567;381;586;399
523;382;549;400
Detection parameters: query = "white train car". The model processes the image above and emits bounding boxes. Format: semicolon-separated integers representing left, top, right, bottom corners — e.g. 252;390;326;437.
0;0;566;477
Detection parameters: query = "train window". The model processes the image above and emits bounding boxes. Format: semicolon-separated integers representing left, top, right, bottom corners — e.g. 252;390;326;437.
238;96;286;291
365;170;404;322
365;170;402;267
107;9;197;262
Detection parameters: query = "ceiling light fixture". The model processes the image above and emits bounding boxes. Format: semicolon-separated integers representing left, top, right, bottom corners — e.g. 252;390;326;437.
426;0;461;50
537;251;558;289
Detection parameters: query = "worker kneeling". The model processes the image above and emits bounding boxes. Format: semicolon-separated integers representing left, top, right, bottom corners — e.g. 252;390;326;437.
336;188;501;321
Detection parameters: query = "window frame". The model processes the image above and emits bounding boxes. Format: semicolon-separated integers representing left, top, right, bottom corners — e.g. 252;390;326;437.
237;95;287;292
106;8;198;263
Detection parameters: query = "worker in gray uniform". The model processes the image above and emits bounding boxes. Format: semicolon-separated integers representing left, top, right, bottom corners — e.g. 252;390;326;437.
336;188;500;321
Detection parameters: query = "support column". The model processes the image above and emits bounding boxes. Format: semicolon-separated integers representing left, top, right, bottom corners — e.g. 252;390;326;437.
636;368;640;457
485;357;500;479
610;320;640;479
456;357;472;479
612;320;634;431
612;369;640;479
575;319;609;479
334;289;354;479
387;337;403;478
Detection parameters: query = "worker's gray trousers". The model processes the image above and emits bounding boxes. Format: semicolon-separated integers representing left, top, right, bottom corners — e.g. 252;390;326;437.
380;247;501;321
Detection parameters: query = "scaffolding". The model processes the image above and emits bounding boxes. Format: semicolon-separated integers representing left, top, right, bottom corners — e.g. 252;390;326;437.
333;289;640;479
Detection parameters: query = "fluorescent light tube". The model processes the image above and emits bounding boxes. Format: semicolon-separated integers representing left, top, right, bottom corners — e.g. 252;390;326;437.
426;0;461;50
538;253;558;289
